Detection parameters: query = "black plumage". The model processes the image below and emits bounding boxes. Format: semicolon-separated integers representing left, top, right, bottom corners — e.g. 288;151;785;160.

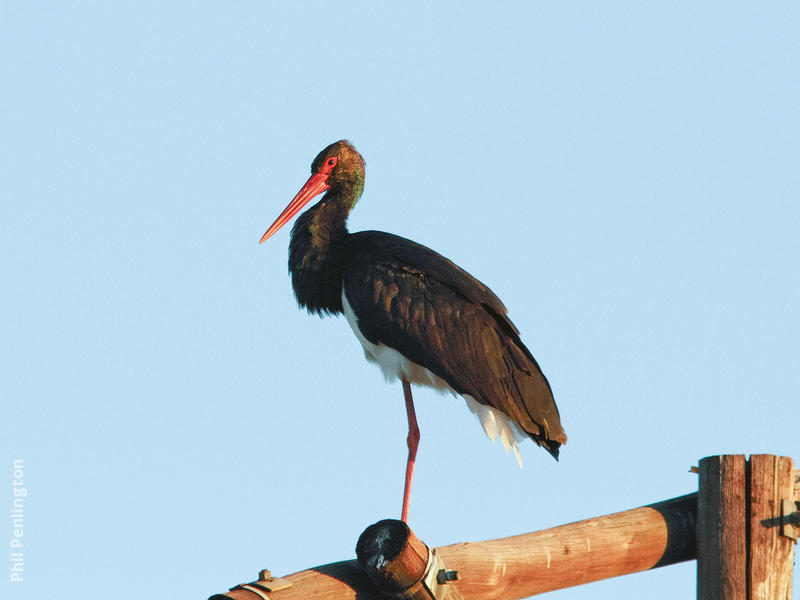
264;140;566;462
342;231;565;458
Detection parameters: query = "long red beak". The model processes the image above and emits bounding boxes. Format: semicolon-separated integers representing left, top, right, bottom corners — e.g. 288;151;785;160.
259;172;330;244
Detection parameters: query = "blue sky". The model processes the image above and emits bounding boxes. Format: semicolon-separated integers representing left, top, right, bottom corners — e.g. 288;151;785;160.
2;2;798;599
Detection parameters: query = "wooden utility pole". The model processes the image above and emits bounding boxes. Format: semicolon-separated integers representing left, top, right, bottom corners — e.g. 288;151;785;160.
211;493;697;599
210;454;797;599
697;454;797;599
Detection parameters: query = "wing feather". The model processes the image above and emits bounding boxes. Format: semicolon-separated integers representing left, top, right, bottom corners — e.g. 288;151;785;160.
344;231;566;456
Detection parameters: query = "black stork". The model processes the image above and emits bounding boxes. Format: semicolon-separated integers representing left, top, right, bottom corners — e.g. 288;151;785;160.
260;140;566;522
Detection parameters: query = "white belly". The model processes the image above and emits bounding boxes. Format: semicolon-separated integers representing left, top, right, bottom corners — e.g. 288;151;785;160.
341;289;526;467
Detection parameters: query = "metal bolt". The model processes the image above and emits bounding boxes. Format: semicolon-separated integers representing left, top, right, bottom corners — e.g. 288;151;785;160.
436;568;458;584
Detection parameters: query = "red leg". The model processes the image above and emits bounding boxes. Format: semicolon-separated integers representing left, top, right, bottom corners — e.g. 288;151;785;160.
401;379;420;523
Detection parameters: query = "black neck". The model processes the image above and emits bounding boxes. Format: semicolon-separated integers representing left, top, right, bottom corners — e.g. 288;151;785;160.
288;195;350;315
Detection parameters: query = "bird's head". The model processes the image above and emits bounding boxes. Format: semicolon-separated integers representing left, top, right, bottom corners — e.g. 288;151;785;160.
260;140;365;244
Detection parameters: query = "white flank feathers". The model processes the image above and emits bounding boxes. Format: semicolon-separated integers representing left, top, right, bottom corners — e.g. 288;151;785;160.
342;289;525;467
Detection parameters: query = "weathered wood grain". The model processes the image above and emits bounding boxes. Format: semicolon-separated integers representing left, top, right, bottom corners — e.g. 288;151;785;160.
698;454;747;600
748;454;795;600
210;493;697;599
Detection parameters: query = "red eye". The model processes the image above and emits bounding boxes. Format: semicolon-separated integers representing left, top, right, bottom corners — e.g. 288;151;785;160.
323;156;338;173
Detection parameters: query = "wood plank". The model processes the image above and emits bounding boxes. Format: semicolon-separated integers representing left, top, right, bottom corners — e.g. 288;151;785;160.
748;454;795;600
697;454;747;600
